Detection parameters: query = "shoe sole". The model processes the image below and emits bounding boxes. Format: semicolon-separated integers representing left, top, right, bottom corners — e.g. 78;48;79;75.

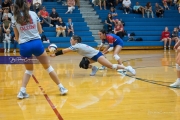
61;90;68;95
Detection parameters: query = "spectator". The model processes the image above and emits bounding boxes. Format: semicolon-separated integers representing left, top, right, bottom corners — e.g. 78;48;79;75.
65;0;75;14
0;25;3;43
114;21;124;39
1;0;10;11
2;8;12;21
107;0;115;8
40;6;53;27
99;0;106;10
11;34;18;53
66;18;74;36
171;27;179;43
75;0;80;9
50;8;59;26
122;0;131;14
162;0;170;10
155;3;164;18
145;2;154;18
33;0;42;13
37;11;44;27
56;17;66;37
104;13;113;33
161;27;171;50
2;15;11;33
175;0;180;13
133;2;145;18
109;7;118;20
0;5;2;22
3;29;11;53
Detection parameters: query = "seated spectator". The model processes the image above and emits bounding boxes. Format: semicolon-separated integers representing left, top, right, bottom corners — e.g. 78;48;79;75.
155;3;164;18
107;0;115;8
0;25;3;43
50;8;59;26
161;26;171;50
0;5;2;22
122;0;131;14
145;2;154;18
171;27;179;43
162;0;170;10
1;0;10;12
75;0;80;9
133;2;145;18
114;21;124;39
37;11;44;27
2;15;11;33
40;6;53;27
3;29;11;53
56;17;66;37
104;13;113;33
109;7;118;20
11;34;18;53
65;0;75;14
33;0;42;13
66;18;74;36
175;0;180;13
2;8;12;21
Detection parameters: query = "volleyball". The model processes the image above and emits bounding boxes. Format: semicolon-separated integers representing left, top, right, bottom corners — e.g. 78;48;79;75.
48;44;57;53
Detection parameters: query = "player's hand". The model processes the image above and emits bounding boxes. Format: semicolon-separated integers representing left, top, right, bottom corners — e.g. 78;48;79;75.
174;40;180;50
50;54;56;57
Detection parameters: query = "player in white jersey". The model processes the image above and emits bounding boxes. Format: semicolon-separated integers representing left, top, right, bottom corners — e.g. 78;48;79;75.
12;0;68;99
50;35;136;76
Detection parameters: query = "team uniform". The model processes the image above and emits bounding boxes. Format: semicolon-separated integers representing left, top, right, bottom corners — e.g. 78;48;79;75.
102;33;124;48
69;43;103;61
11;11;44;57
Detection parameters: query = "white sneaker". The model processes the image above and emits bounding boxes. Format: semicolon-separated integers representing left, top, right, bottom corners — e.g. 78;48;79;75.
49;24;53;27
99;66;106;70
170;79;180;88
7;49;10;53
90;66;98;76
17;91;29;99
59;87;68;95
126;66;136;75
13;50;16;53
4;49;6;53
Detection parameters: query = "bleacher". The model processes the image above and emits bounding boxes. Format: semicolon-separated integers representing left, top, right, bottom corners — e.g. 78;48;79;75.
94;0;180;48
0;0;98;49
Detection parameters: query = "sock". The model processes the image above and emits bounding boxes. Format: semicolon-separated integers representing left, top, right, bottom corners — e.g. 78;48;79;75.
58;83;64;88
20;87;26;93
178;78;180;82
90;66;98;76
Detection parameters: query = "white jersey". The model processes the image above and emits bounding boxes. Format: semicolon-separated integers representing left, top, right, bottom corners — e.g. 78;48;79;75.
69;43;99;58
11;11;41;44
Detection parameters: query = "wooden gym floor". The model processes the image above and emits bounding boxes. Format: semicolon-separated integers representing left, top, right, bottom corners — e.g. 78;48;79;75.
0;50;180;120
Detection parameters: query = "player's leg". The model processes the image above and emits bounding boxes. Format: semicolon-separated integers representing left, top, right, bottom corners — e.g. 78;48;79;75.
113;45;123;65
97;56;136;75
170;46;180;87
35;41;68;95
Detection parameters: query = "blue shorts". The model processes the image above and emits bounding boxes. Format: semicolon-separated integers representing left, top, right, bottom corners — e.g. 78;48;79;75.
91;52;103;62
113;38;124;47
19;39;44;57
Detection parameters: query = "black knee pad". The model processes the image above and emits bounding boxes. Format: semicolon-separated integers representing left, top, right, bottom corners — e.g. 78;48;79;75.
79;57;90;69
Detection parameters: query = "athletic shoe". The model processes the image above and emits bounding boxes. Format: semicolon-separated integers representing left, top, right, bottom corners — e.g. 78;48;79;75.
99;66;106;70
170;79;180;88
126;66;136;75
17;91;29;99
90;66;98;76
59;87;68;95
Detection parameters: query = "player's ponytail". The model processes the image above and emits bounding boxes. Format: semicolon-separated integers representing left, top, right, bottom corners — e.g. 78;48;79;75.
72;35;82;43
14;0;30;25
99;29;107;35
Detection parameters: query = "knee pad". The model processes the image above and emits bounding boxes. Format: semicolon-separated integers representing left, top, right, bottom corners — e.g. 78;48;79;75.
176;64;180;71
79;57;90;69
113;54;120;61
25;70;33;76
112;64;118;69
46;66;54;73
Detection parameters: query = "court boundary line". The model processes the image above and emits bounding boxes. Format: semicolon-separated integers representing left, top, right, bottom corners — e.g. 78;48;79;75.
32;75;63;120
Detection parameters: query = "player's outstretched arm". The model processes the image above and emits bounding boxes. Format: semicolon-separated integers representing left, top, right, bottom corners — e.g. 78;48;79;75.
50;48;73;57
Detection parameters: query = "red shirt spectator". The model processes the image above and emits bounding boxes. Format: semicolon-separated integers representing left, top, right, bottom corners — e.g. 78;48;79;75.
40;7;49;18
161;31;170;39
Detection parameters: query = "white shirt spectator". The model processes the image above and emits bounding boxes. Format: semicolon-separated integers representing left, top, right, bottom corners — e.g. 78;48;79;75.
123;0;131;7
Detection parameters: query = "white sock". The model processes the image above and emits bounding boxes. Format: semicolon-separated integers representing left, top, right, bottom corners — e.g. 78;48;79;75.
20;87;26;93
178;78;180;82
58;83;64;88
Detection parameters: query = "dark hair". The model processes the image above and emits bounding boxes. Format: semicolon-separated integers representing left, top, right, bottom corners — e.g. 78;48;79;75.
146;2;151;8
99;29;107;34
72;35;82;43
14;0;30;25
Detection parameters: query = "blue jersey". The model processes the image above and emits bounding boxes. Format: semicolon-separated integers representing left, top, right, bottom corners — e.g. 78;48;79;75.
102;34;123;47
